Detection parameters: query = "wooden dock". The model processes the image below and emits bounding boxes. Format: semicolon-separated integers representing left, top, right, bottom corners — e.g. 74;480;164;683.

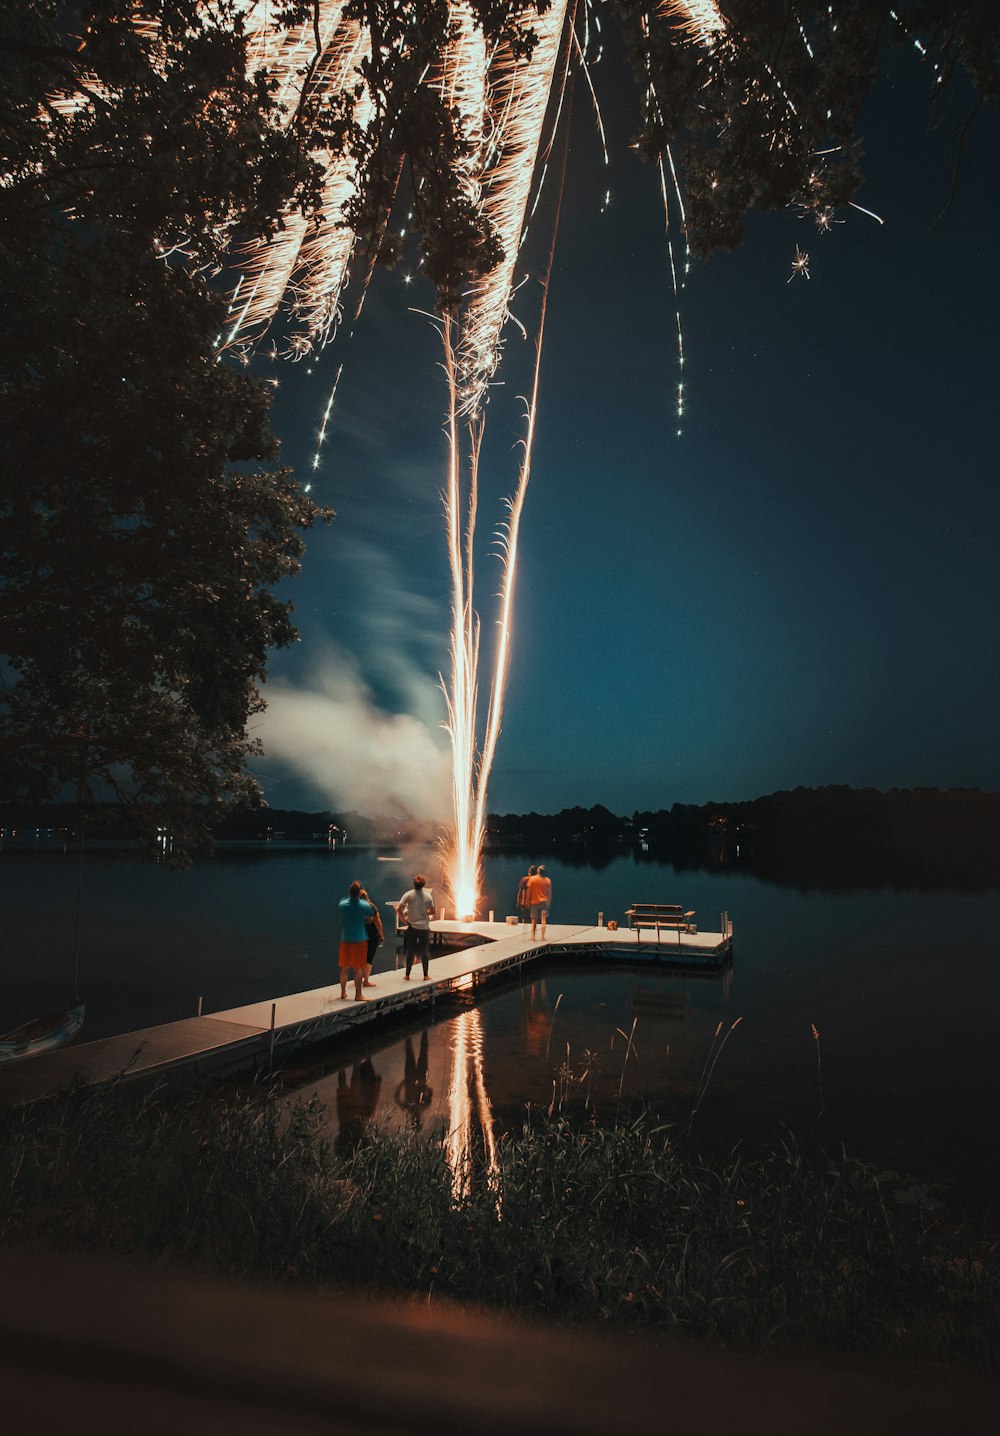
0;919;732;1107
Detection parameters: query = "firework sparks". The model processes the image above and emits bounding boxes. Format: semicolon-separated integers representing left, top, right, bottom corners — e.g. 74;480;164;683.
228;17;374;352
456;0;573;415
656;0;727;51
215;0;723;916
788;244;811;281
45;0;897;920
155;0;579;919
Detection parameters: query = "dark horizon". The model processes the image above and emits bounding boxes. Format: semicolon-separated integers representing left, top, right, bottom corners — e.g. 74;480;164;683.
8;784;1000;895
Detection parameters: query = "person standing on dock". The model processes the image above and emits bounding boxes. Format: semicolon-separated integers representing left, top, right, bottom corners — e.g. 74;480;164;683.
526;865;552;941
338;880;375;1001
516;864;536;923
359;886;383;988
397;874;435;980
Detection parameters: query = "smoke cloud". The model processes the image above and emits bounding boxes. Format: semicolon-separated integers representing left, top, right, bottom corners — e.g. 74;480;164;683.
257;645;451;820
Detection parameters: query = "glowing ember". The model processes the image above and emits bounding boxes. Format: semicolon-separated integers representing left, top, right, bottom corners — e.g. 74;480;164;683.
788;244;811;282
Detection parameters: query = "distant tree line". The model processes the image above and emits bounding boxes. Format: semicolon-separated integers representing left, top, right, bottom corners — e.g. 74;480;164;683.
487;787;1000;890
0;801;414;849
6;786;1000;889
211;807;430;845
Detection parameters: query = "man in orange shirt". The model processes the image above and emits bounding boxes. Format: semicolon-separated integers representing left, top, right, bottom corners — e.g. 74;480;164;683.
525;864;552;941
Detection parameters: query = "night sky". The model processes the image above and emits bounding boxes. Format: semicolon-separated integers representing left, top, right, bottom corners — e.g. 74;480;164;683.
253;43;1000;822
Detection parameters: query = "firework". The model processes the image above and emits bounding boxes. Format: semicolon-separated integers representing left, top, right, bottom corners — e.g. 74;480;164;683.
216;0;711;917
455;0;573;414
39;0;906;919
656;0;727;51
180;0;579;916
788;244;811;281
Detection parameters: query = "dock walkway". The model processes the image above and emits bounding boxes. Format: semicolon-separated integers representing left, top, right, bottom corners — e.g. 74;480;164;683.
0;920;732;1107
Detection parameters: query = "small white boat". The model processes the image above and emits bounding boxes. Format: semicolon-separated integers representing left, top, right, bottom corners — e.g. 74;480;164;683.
0;1004;85;1063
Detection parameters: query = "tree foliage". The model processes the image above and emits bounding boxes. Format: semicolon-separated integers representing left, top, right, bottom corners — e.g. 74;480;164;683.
0;0;329;857
298;0;1000;289
626;0;1000;257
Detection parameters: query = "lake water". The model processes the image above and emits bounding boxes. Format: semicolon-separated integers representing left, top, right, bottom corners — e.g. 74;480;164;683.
4;840;999;1207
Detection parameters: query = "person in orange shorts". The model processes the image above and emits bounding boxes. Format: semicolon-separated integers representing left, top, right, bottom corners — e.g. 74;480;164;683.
338;880;375;1000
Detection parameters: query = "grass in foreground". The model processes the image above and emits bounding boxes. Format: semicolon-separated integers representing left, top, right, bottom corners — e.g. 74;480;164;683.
1;1079;997;1371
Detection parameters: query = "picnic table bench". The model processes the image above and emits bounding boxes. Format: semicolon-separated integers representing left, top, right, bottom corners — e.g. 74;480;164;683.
625;903;697;946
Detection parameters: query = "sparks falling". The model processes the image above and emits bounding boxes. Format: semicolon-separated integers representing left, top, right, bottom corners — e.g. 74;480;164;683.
224;0;579;918
54;1;912;918
175;1;736;918
223;0;578;918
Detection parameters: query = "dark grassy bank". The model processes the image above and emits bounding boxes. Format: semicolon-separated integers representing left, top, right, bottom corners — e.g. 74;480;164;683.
2;1081;997;1373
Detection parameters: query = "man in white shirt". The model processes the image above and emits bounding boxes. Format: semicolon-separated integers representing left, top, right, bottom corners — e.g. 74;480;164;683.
397;874;435;980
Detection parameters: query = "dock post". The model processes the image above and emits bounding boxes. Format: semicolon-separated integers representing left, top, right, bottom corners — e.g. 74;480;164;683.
598;911;604;927
196;996;202;1017
489;910;495;923
268;1002;276;1069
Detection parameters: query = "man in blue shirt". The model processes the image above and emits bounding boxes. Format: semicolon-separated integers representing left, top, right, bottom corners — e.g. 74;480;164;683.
339;880;375;1000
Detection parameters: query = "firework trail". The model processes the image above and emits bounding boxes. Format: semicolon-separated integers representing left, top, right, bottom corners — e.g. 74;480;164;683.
455;0;572;414
227;14;374;351
465;50;575;914
44;0;881;916
437;0;574;915
200;1;711;915
440;313;482;918
228;0;579;916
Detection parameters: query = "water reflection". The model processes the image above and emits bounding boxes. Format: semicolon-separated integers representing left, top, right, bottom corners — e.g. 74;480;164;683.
631;985;688;1022
334;1059;382;1157
445;1008;499;1200
322;1013;500;1200
521;980;554;1058
394;1032;433;1131
7;837;992;1203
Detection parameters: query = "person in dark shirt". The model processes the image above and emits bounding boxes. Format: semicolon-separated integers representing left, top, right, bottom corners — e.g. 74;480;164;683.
359;886;383;987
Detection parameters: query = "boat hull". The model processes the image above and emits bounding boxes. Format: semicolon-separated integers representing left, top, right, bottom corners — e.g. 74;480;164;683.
0;1005;85;1062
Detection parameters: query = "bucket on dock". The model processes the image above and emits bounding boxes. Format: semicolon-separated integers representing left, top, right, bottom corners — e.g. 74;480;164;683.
506;916;518;926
